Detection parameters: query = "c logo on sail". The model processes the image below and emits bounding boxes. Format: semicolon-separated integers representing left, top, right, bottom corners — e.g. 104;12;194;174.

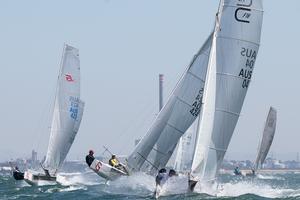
95;162;102;171
235;7;251;23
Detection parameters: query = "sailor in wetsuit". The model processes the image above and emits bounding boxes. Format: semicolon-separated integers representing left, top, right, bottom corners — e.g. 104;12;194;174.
12;166;24;180
155;168;168;186
85;150;95;167
234;166;242;175
168;169;177;177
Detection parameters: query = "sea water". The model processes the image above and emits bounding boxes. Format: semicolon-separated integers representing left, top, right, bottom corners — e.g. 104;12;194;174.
1;167;300;199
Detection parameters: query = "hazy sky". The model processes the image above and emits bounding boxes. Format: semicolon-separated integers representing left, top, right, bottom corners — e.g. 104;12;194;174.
0;0;299;162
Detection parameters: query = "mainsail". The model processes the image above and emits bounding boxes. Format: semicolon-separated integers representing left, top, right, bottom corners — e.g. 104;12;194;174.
127;33;213;172
254;107;277;170
44;44;84;172
190;0;264;183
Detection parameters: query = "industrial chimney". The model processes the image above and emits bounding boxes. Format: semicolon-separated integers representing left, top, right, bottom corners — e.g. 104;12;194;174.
159;74;164;111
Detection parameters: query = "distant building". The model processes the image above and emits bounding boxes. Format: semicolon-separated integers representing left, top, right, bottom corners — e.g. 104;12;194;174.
31;150;37;163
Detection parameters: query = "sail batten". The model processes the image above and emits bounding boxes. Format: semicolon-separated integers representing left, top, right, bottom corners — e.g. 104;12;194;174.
187;71;205;82
215;109;240;117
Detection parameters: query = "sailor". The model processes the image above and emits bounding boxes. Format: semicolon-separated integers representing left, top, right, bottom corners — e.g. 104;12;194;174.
109;154;120;168
86;150;95;167
12;166;24;180
44;169;51;177
155;168;168;186
234;166;241;175
15;166;20;173
168;169;177;177
251;168;255;175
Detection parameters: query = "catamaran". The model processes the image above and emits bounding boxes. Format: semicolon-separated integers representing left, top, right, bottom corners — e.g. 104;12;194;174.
189;0;264;192
89;25;213;181
24;44;84;185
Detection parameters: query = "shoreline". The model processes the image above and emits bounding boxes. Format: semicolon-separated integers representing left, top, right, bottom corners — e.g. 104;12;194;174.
221;169;300;174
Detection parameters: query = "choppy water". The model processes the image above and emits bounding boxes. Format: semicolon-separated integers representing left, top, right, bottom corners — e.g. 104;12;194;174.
1;167;300;199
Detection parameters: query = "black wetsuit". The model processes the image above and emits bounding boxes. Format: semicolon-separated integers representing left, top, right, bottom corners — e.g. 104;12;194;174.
86;155;95;167
13;170;24;180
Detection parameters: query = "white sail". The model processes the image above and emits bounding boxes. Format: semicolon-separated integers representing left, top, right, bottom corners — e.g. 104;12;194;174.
254;107;277;170
127;33;213;172
191;0;264;182
44;44;84;172
190;28;217;181
173;116;198;172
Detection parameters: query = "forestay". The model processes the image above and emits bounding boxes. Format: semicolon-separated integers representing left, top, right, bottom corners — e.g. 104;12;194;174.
254;107;277;170
44;44;84;172
127;33;213;172
192;0;264;182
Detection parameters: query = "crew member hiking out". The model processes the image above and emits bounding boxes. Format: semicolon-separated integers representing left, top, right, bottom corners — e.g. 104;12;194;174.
86;150;95;167
12;166;24;180
168;169;177;178
155;168;168;186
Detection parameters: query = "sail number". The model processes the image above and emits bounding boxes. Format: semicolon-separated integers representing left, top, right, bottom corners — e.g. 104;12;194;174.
190;88;204;117
239;47;257;88
69;96;79;120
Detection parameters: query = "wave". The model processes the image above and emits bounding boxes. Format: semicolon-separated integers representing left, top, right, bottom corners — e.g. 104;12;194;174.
217;180;300;199
56;172;103;186
150;175;300;199
256;174;285;180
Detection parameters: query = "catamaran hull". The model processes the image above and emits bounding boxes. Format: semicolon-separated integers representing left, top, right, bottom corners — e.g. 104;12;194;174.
89;159;128;181
24;171;56;185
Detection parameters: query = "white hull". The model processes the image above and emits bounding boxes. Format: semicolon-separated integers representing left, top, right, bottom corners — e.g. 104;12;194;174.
24;171;56;185
89;159;128;181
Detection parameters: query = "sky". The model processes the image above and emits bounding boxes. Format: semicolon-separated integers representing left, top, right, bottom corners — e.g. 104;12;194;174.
0;0;299;162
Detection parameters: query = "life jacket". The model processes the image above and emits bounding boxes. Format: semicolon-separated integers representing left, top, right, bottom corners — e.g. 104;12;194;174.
110;158;119;166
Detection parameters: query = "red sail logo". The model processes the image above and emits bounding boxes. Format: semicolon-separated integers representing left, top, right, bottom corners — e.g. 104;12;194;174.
65;74;74;82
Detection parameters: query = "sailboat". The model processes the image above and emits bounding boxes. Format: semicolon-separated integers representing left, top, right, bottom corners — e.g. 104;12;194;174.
127;33;213;175
189;0;264;191
89;27;213;181
24;44;84;185
250;107;277;175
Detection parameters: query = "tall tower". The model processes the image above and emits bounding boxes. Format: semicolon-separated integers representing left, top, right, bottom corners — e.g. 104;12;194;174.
159;74;164;111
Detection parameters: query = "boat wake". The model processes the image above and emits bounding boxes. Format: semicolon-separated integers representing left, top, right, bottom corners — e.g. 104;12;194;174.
102;172;155;196
57;171;103;186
